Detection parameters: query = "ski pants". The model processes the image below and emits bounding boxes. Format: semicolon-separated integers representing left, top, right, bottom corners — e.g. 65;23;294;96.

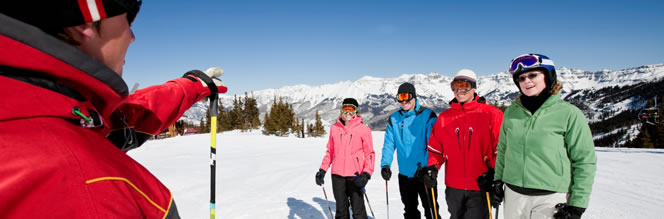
331;174;367;219
445;187;489;219
398;174;441;219
503;186;568;219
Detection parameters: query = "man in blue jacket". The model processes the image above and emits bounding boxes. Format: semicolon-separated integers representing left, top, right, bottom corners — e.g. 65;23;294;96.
381;82;440;219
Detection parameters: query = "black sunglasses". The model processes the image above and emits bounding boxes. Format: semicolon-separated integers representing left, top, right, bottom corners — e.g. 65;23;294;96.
516;72;542;82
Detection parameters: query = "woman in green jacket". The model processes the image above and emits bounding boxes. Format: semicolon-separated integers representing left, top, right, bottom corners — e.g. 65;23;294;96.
492;54;597;219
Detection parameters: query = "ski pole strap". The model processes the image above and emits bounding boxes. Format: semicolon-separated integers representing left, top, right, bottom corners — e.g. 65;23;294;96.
183;70;218;97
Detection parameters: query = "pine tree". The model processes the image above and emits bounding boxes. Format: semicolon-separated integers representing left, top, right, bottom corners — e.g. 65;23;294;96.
641;128;655;148
307;123;314;137
313;110;326;137
243;92;261;130
231;95;243;130
301;119;305;138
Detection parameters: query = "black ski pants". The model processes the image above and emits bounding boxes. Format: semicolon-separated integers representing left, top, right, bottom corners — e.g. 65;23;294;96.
398;174;441;219
331;174;367;219
445;187;490;219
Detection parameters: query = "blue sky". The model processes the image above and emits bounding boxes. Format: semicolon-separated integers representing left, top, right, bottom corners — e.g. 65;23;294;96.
122;0;664;95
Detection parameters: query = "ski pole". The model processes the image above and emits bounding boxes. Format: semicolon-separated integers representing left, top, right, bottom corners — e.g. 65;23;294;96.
495;204;500;219
423;184;435;219
431;187;438;219
209;93;219;219
486;192;493;219
418;163;436;219
363;187;376;218
353;157;375;218
386;181;389;219
321;184;334;219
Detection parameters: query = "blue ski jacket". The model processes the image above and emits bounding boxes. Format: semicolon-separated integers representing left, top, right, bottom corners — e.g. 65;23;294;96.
381;100;437;177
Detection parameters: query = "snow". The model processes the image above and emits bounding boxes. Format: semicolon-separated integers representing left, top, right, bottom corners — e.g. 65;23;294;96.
129;131;664;219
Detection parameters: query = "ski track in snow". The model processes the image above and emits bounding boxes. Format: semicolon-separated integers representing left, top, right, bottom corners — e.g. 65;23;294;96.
129;131;664;219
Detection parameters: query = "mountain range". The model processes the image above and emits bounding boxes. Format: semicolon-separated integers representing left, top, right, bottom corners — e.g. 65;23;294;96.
182;64;664;136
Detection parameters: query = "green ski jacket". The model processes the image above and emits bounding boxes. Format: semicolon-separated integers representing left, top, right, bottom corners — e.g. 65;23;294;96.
495;94;597;208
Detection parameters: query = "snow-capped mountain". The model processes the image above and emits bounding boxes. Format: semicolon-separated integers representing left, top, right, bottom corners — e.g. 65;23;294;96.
182;64;664;130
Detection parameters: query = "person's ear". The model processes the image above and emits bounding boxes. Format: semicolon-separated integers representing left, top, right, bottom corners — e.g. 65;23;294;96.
63;23;97;44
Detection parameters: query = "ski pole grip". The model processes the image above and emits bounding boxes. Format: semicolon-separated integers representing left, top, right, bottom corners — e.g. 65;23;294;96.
183;70;219;116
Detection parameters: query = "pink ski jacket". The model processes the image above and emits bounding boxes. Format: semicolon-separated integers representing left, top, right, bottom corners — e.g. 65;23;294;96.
320;116;375;177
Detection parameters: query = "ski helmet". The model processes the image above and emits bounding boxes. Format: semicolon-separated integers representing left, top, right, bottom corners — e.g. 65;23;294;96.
509;53;557;88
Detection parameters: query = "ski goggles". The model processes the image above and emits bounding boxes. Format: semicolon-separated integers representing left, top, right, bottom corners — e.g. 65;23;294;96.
515;71;543;83
342;105;357;114
397;92;413;103
508;54;554;74
451;80;472;92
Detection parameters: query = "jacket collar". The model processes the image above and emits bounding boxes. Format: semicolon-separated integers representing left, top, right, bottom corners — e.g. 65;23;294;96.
449;94;485;111
399;99;421;116
515;94;562;114
335;115;364;130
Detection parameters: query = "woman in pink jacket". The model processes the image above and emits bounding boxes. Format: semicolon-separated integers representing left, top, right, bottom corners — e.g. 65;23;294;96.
316;98;375;219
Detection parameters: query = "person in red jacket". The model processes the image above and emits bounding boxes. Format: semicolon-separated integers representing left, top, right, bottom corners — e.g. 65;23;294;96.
421;69;504;219
0;1;227;218
316;98;375;219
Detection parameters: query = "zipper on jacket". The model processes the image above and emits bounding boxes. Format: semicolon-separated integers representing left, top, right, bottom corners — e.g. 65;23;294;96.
455;128;462;151
400;121;404;142
467;127;473;150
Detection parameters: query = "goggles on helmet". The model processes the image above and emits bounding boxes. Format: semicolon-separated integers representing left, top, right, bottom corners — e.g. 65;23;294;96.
342;105;357;115
509;54;554;75
451;80;473;92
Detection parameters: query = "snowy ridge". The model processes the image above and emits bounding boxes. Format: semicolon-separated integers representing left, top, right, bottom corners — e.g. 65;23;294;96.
182;64;664;129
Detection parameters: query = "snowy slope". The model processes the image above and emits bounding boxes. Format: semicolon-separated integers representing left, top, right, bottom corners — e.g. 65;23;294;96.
129;131;664;219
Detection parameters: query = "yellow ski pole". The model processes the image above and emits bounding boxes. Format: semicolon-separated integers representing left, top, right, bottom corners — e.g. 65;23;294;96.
486;192;493;219
431;187;438;219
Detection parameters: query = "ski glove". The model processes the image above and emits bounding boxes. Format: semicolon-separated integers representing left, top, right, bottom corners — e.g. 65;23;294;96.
490;180;505;208
476;168;495;192
415;165;438;187
381;165;391;181
354;172;371;188
554;203;585;219
315;169;326;186
182;67;228;95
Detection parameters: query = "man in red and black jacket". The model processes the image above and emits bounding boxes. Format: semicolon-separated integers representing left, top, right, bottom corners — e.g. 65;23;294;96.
0;1;227;218
419;69;503;219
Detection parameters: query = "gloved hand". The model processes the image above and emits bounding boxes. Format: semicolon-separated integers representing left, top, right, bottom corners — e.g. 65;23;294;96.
415;165;438;187
476;168;495;192
315;169;326;186
381;165;391;181
554;203;585;219
490;180;505;208
182;67;228;95
354;172;371;188
203;67;228;93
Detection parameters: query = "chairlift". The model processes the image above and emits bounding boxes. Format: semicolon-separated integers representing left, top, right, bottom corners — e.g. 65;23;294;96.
638;107;660;124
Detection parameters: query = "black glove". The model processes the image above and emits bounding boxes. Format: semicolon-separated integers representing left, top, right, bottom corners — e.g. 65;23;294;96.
415;165;438;187
381;165;392;181
315;169;326;186
354;172;371;188
554;203;585;219
476;168;495;192
489;180;504;208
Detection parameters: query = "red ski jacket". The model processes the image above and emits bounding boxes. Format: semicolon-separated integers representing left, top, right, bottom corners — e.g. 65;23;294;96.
0;14;223;218
427;96;503;191
320;116;375;177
